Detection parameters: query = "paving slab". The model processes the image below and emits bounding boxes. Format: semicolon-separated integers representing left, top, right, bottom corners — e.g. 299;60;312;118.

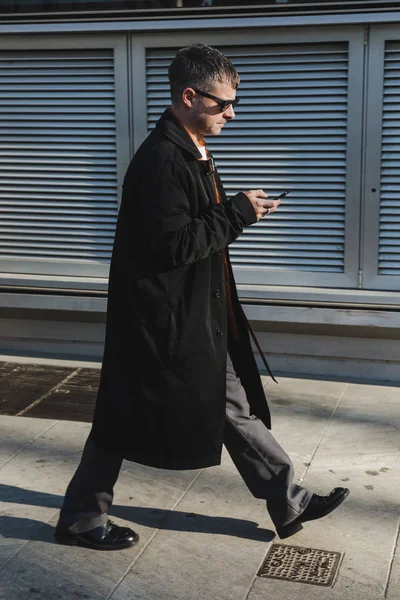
265;377;348;465
0;363;75;415
386;521;400;600
0;418;91;574
311;381;400;463
26;368;99;422
109;447;275;600
0;415;58;468
247;570;387;600
0;418;200;600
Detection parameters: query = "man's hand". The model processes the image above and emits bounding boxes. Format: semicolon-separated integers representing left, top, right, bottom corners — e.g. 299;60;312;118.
243;189;281;221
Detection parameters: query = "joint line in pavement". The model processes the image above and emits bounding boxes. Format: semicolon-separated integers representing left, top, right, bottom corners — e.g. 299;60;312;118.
16;368;81;417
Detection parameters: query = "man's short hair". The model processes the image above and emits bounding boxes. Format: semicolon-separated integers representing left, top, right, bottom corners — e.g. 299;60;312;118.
168;44;240;105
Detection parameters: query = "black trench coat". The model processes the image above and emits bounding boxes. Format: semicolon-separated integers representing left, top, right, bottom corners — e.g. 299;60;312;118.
90;109;271;470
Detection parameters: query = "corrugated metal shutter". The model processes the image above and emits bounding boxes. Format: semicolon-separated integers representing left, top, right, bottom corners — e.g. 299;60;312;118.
379;41;400;276
146;43;349;280
0;49;118;275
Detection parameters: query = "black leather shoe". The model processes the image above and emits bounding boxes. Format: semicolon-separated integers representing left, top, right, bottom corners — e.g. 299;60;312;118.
55;519;139;550
277;487;350;539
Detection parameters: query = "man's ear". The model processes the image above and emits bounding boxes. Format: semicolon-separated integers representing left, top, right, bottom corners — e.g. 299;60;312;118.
182;87;195;108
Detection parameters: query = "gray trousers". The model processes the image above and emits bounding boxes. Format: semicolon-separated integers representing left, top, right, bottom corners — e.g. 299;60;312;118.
58;354;312;534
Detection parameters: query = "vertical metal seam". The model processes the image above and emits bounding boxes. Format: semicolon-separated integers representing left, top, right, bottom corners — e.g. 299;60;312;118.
358;23;370;289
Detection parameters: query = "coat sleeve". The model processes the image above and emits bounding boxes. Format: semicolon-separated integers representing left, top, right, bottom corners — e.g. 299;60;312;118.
139;158;257;270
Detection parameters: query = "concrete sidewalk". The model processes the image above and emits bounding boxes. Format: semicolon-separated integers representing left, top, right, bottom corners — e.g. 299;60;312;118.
0;364;399;600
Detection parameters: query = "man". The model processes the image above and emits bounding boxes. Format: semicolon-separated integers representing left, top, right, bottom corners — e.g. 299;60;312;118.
55;44;349;551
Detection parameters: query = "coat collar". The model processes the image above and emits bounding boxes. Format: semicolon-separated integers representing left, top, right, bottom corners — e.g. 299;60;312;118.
156;108;203;160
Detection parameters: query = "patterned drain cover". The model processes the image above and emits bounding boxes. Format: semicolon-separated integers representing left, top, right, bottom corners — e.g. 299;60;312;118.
258;544;342;587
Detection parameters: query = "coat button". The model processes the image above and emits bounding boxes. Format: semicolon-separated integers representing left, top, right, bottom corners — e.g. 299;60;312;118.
216;252;221;256
216;329;224;337
213;289;221;299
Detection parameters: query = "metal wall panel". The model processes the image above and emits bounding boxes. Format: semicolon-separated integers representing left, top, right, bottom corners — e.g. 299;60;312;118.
379;41;400;277
145;32;363;287
0;50;117;264
363;26;400;290
0;35;129;279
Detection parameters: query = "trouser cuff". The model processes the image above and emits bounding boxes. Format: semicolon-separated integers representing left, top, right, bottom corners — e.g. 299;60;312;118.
57;512;108;534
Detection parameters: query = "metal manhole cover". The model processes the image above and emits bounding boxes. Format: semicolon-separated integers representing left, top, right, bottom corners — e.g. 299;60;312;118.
258;544;342;587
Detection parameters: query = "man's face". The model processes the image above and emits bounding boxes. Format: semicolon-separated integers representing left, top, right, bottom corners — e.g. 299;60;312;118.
185;80;237;137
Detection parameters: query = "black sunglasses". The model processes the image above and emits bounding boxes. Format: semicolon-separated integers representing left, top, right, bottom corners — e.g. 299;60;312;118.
193;88;240;113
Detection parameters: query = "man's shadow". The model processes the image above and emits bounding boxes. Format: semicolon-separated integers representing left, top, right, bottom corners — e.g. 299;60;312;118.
0;484;275;544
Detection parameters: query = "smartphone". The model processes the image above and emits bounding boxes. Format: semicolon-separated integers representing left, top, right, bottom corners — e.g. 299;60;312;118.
271;190;291;200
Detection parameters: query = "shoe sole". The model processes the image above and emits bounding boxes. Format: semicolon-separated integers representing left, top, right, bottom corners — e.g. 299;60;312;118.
55;530;139;551
276;519;304;540
276;488;350;540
